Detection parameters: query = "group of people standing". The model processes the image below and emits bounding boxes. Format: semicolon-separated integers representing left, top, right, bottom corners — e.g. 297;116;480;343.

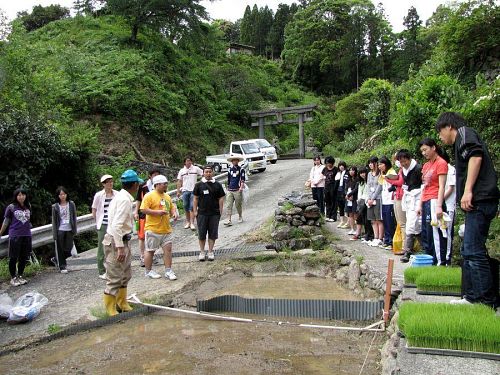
309;112;498;308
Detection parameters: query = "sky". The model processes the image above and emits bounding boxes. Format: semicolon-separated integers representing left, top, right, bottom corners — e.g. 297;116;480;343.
1;0;457;32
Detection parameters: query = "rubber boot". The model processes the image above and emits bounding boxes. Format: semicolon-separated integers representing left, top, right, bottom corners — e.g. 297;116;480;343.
103;293;118;316
116;287;133;313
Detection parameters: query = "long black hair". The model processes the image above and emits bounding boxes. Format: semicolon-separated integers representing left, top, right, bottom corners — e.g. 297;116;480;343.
55;186;71;204
11;188;31;209
418;138;446;158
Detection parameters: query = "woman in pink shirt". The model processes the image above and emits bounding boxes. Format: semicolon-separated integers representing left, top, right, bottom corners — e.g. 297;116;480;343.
309;156;326;214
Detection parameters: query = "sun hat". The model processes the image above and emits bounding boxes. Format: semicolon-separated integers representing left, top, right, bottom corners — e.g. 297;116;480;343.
100;174;113;183
120;170;144;184
152;174;168;185
226;154;244;162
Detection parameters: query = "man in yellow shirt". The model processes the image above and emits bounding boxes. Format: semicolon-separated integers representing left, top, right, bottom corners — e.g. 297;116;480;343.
140;175;179;280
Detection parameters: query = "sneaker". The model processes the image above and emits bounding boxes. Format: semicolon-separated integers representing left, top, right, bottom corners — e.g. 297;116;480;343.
238;217;243;223
336;222;343;228
165;269;177;280
370;239;382;247
184;222;190;229
17;276;28;285
140;257;145;267
450;298;472;305
207;252;215;261
60;268;68;274
98;273;107;280
224;221;232;226
198;252;206;262
190;223;196;230
10;278;21;287
145;270;161;279
384;244;393;251
341;223;350;229
347;230;355;235
400;252;411;263
50;257;58;267
350;235;360;241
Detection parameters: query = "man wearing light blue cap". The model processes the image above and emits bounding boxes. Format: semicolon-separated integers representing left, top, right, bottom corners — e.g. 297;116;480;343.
102;169;143;316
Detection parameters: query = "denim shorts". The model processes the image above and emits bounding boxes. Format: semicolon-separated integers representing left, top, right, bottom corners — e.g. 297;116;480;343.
182;191;194;212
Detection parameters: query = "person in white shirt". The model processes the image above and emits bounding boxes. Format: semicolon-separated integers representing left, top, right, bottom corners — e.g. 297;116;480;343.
309;156;325;214
176;157;203;230
102;170;143;316
443;152;456;264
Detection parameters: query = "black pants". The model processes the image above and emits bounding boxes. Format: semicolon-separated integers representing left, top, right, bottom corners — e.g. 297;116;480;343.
55;230;74;269
336;189;346;217
8;236;32;278
324;185;337;220
312;187;325;214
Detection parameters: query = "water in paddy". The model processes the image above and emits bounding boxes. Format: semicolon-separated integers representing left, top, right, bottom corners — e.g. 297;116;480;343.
0;276;383;374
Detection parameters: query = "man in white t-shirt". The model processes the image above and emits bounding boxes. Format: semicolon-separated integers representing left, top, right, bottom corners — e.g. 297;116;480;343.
176;157;203;230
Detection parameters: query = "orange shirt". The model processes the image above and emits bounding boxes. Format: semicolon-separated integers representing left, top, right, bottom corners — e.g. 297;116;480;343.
421;156;448;202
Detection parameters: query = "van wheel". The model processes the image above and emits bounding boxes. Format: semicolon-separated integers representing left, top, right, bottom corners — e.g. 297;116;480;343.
214;164;221;173
270;160;277;164
258;168;266;173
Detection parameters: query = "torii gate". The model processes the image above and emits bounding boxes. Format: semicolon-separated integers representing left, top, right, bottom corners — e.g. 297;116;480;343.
248;104;316;158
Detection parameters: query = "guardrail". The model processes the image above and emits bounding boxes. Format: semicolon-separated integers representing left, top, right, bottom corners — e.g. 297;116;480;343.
0;172;228;258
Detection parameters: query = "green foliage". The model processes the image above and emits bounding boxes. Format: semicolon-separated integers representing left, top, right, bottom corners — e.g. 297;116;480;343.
414;267;461;293
399;302;500;353
17;4;70;32
0;258;43;281
304;249;341;268
47;323;62;334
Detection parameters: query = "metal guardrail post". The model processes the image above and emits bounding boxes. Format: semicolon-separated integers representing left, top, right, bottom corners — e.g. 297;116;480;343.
0;172;228;258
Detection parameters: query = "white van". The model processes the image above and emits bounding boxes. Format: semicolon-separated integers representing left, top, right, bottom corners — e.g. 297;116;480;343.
206;140;267;173
248;139;278;164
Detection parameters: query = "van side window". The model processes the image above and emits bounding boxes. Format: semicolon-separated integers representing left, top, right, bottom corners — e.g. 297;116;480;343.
232;144;242;154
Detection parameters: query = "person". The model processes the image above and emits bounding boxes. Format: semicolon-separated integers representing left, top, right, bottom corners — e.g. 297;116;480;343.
436;112;499;307
442;150;456;265
386;154;406;254
0;188;33;286
193;165;225;261
397;150;423;263
344;166;359;235
224;155;246;226
92;175;118;279
140;174;179;280
102;169;143;316
378;157;397;250
51;186;77;274
322;156;338;222
335;161;349;228
176;157;203;230
417;138;448;266
309;156;325;215
353;167;373;242
135;167;161;267
366;156;384;247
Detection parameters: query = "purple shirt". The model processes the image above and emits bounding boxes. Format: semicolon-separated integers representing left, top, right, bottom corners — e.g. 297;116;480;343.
4;204;32;237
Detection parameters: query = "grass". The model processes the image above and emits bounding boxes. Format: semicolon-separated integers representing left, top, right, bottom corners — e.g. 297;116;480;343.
89;306;109;319
303;249;341;268
0;259;44;281
399;302;500;354
242;217;274;243
404;266;460;285
47;323;62;334
416;267;462;293
281;202;294;212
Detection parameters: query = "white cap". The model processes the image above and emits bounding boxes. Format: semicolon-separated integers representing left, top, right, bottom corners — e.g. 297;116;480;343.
152;174;168;185
100;174;113;183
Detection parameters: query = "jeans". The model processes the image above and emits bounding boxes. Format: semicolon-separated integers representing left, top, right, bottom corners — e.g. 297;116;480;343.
421;200;448;265
181;191;194;212
312;187;325;214
382;204;396;245
461;200;498;307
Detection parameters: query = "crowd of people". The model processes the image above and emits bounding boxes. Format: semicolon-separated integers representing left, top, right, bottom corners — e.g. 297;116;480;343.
308;112;498;308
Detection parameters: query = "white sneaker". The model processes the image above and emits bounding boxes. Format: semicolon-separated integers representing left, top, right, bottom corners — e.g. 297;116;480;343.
17;276;28;285
98;273;107;280
165;269;177;280
60;268;69;274
238;217;243;223
450;298;472;305
207;252;215;261
184;222;190;229
198;252;206;262
145;270;161;279
10;278;20;287
369;239;382;247
190;223;196;230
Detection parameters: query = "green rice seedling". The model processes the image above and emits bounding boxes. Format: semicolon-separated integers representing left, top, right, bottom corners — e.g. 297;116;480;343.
399;302;500;354
403;266;428;285
415;267;461;293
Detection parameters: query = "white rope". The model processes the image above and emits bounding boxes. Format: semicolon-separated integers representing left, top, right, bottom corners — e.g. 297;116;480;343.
359;331;379;375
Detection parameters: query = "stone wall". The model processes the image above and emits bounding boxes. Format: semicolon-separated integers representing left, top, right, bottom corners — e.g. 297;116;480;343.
270;191;328;251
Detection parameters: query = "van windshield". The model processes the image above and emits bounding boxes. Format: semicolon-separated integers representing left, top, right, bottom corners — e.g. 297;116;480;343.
241;143;260;154
256;139;272;148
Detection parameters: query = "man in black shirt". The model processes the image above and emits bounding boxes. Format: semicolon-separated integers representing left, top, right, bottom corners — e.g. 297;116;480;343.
193;165;225;262
436;112;499;308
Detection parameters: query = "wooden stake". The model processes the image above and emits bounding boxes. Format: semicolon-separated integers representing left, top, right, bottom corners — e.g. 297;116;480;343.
383;259;394;324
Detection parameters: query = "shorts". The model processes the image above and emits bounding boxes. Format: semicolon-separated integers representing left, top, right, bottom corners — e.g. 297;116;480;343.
197;214;220;241
367;199;383;221
138;218;146;240
345;200;358;214
182;191;194;212
145;231;172;252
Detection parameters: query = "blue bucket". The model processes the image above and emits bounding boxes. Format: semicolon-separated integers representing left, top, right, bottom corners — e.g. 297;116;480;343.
410;254;434;267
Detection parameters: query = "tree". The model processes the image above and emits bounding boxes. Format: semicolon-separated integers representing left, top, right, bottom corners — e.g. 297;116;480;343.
0;8;10;41
105;0;208;42
213;19;240;43
17;4;70;32
267;3;298;59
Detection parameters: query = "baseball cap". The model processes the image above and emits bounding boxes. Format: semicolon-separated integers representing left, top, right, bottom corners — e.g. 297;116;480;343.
100;174;113;183
120;170;144;184
152;174;168;185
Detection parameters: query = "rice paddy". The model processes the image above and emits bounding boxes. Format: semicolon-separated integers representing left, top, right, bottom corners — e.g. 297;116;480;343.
398;302;500;354
403;266;461;293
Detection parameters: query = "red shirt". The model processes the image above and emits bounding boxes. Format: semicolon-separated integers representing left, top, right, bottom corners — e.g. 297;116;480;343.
421;156;448;202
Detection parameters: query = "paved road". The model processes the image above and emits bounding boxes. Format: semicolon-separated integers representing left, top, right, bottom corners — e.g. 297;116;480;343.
0;159;313;349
